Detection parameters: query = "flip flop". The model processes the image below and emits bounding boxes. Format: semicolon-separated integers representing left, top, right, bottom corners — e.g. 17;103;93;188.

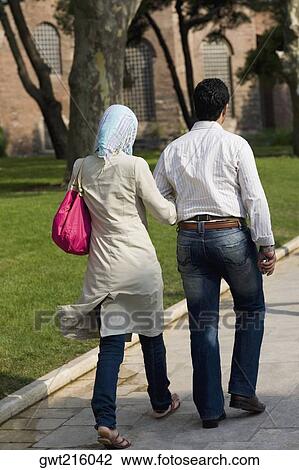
97;427;132;449
152;393;180;419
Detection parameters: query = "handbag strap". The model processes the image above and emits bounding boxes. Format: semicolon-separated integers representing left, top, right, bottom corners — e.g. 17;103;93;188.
71;158;86;195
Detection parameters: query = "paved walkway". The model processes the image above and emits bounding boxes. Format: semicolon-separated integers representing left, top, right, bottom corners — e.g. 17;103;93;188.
1;250;299;450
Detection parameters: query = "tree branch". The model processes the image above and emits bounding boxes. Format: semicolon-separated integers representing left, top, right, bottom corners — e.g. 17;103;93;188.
185;8;221;30
0;2;43;104
8;0;54;100
145;12;192;129
175;0;195;116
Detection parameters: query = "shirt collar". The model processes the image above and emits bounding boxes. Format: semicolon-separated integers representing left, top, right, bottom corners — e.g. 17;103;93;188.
191;121;223;131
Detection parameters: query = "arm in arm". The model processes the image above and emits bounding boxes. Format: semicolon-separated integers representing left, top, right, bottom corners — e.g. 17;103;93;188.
153;150;176;203
135;157;177;225
237;141;274;247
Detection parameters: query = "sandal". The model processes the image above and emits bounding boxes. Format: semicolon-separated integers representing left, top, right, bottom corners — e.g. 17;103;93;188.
152;393;180;419
97;426;132;449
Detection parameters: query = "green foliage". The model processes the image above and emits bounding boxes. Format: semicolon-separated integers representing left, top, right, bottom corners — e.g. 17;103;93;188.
128;0;172;43
127;0;275;129
54;0;273;43
0;127;7;157
131;0;287;40
128;0;257;44
246;128;293;147
237;0;298;85
237;26;285;84
54;0;74;35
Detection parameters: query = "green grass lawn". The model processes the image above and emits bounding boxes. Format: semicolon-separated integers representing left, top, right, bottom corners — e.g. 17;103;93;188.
0;153;298;399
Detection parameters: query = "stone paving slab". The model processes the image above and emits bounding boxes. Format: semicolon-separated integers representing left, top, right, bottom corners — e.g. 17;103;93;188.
261;398;299;428
0;249;298;450
0;443;33;450
0;418;69;431
205;440;299;450
250;429;299;448
36;396;91;409
0;429;48;444
32;425;133;449
75;370;96;381
18;408;80;420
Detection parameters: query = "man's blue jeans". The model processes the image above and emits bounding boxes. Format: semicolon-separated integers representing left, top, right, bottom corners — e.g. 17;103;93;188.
177;224;265;420
91;332;172;429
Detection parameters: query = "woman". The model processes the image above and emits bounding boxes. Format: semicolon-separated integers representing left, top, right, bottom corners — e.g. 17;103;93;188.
57;105;180;449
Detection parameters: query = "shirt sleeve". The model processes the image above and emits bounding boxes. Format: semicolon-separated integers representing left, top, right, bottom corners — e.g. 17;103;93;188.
135;157;177;225
237;141;274;246
153;150;176;202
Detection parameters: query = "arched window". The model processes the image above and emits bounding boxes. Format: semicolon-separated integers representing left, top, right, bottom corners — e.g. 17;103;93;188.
123;40;156;121
201;37;234;116
33;22;62;75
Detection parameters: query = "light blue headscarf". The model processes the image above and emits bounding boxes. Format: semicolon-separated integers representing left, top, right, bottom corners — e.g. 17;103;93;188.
94;104;138;158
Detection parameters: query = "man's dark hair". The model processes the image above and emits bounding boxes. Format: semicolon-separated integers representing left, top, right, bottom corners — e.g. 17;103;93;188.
193;78;230;121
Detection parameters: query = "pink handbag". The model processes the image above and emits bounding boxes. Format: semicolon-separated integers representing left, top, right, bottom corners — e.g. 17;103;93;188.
52;159;91;255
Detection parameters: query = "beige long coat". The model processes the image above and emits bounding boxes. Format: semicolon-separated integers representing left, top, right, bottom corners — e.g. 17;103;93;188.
56;153;176;340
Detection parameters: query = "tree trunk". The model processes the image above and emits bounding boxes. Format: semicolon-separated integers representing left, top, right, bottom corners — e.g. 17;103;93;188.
175;0;195;119
287;76;299;156
66;0;142;176
292;94;299;157
280;0;299;156
41;101;68;160
259;76;276;129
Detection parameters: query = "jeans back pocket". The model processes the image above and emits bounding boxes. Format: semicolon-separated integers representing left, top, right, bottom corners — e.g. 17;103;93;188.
219;237;250;266
177;244;191;270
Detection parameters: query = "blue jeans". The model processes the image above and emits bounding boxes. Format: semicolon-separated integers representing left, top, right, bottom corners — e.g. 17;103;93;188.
91;332;172;429
177;224;265;420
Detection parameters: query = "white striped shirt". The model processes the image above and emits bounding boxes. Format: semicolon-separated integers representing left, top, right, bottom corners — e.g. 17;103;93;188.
154;121;274;246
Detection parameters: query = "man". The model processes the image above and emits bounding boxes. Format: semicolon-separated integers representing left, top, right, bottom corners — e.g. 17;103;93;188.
154;78;276;429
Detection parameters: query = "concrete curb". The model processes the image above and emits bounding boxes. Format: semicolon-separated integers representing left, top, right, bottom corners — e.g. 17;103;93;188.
1;235;298;425
275;235;299;261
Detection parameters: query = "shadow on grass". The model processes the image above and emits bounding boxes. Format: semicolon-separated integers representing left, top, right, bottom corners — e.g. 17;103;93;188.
0;372;37;401
0;183;65;194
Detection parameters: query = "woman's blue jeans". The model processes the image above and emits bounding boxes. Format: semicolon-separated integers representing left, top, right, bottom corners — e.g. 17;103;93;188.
177;224;266;420
91;332;172;429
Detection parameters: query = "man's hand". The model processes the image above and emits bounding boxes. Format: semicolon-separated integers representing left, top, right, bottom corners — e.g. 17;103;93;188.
258;247;276;276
